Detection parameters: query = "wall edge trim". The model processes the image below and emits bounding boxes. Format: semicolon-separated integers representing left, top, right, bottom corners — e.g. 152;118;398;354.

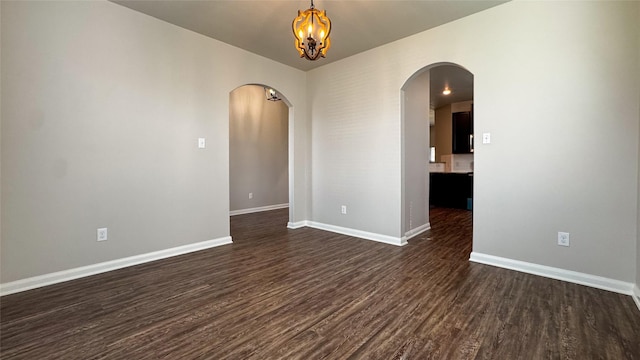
469;252;635;295
633;284;640;312
287;221;309;229
0;236;233;297
403;222;431;242
230;203;289;216
305;221;406;246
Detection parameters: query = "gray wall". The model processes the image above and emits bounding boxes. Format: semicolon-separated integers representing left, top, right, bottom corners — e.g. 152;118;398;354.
402;70;430;236
229;85;288;212
0;1;310;283
637;1;640;288
0;0;3;279
308;1;639;282
1;0;639;291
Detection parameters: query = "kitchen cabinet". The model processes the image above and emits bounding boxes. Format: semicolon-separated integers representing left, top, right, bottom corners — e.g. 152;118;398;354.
452;111;473;154
430;172;473;210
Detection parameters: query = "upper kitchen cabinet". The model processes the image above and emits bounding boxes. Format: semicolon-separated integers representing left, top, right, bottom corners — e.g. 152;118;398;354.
452;110;473;154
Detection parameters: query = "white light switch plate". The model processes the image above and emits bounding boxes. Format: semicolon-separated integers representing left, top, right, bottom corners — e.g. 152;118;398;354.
482;133;491;144
198;138;206;149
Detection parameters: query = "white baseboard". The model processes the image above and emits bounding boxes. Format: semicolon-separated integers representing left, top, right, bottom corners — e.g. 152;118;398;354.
633;284;640;312
230;203;289;216
305;221;406;246
0;236;233;297
287;220;309;229
286;220;405;246
403;222;431;242
469;252;635;296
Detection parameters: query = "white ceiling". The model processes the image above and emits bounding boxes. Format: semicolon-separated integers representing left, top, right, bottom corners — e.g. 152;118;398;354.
111;0;503;106
429;65;474;109
112;0;506;72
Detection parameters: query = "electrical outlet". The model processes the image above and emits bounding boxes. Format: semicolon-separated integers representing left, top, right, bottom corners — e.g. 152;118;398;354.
97;228;108;242
557;232;569;247
341;205;347;215
249;192;253;199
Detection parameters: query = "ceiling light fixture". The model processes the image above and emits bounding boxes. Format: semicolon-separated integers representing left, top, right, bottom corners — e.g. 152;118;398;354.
292;0;331;61
442;88;452;95
265;87;282;101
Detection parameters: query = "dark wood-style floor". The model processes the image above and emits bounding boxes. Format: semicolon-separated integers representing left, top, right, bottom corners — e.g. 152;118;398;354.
1;208;639;359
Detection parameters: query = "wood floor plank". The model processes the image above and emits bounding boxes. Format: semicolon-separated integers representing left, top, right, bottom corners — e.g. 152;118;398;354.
1;207;639;359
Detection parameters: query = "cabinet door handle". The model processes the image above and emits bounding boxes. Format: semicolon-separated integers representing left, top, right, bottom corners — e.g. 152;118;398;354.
469;134;474;152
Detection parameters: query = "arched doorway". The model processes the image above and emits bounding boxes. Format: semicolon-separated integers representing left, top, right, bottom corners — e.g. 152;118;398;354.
401;63;474;244
229;84;293;225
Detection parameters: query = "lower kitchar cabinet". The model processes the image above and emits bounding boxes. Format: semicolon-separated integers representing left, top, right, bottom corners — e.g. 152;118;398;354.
429;172;473;210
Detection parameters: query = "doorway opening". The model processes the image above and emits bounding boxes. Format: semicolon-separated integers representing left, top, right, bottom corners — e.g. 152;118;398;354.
229;84;291;227
401;63;474;250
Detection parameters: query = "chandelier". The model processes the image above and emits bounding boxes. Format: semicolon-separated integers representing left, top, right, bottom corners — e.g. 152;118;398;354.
265;87;281;101
292;0;331;60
